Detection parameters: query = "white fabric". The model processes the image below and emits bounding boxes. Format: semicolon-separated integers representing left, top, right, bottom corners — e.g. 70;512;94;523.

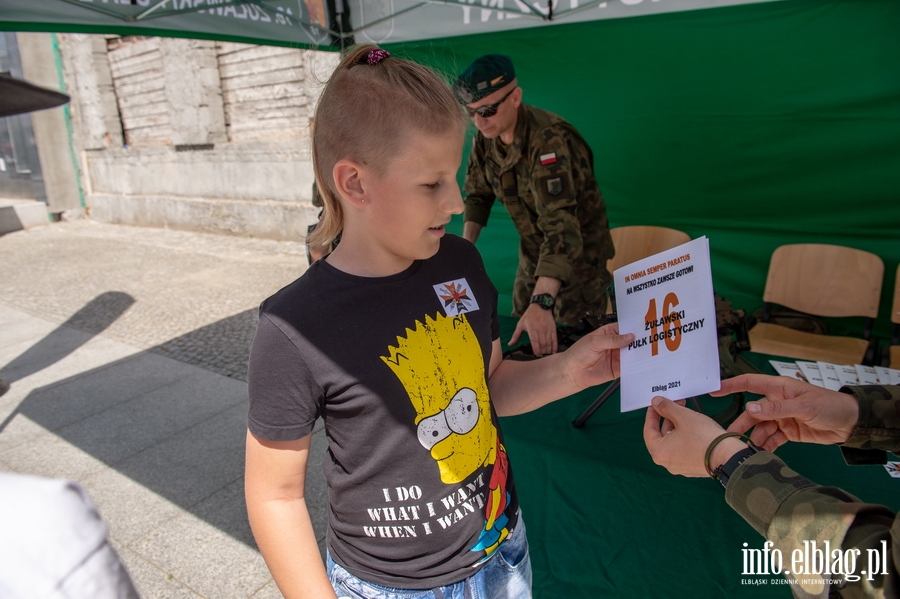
0;473;139;599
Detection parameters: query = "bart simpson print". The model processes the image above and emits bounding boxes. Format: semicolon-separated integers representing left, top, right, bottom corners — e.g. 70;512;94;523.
381;313;510;557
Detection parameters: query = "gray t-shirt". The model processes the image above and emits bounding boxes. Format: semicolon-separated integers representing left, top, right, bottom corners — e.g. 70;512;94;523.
248;235;519;589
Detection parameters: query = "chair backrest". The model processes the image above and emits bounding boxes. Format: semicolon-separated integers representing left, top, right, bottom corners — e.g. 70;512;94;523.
763;244;883;318
893;264;900;325
608;226;691;273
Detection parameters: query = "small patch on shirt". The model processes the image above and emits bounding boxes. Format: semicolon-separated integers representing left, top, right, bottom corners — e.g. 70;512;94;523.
540;152;557;166
434;278;480;316
547;177;562;196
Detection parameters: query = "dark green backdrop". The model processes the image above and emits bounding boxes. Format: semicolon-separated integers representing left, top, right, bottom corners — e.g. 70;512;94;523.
387;0;900;341
386;2;899;597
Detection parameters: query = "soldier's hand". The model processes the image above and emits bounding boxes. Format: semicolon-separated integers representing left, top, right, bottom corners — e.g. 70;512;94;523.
715;374;859;451
510;305;558;357
644;396;748;478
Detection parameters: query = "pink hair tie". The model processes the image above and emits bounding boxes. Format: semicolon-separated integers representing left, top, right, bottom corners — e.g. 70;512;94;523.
367;49;390;65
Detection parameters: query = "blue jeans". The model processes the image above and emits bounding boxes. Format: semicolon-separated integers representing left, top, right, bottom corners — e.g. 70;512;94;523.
327;513;532;599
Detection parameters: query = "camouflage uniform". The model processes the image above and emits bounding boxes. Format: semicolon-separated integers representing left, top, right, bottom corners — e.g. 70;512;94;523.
463;104;614;325
727;385;900;598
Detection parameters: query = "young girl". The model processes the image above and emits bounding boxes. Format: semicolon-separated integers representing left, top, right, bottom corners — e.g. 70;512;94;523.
245;45;632;599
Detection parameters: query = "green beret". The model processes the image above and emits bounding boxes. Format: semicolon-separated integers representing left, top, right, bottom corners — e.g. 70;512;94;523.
455;54;516;104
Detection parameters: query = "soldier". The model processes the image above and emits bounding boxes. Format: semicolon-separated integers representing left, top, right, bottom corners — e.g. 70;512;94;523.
456;55;614;357
644;374;899;597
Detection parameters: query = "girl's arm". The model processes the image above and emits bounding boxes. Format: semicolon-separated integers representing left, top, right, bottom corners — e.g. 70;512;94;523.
487;323;632;416
244;431;337;599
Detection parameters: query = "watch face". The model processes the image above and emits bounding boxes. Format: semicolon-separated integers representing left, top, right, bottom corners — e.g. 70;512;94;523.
531;293;554;309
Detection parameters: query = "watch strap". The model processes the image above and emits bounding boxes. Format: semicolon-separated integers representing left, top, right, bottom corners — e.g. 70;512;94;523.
712;445;761;489
530;293;555;310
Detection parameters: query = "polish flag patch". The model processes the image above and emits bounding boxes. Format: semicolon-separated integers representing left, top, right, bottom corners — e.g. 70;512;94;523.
540;152;557;166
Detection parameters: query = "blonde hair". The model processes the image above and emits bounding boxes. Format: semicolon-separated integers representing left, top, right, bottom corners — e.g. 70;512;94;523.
309;45;468;248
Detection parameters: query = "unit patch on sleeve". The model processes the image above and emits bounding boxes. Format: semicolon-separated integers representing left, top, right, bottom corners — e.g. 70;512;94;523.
546;177;562;196
433;279;480;316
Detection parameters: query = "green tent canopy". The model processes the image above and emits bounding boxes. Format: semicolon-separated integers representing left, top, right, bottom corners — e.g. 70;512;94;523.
0;0;782;48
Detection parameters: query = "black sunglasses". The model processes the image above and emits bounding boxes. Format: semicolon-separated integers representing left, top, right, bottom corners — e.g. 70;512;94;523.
465;88;515;118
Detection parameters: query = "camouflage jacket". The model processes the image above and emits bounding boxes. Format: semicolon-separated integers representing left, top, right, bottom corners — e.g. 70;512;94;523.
463;104;614;322
727;385;899;598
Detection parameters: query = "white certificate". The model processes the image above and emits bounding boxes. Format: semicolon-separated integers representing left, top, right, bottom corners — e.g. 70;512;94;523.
615;236;720;412
855;364;879;385
816;362;844;391
796;361;826;388
769;360;808;382
835;364;860;387
874;365;900;385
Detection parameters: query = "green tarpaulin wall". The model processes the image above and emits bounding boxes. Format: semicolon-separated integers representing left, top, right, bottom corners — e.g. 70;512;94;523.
388;2;899;597
388;0;900;341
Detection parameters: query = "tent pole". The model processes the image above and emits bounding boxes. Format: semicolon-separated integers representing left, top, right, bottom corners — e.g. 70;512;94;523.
134;0;173;21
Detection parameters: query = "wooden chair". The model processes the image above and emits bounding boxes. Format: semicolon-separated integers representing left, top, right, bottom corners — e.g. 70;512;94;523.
574;225;691;427
605;226;691;314
608;226;692;273
748;244;883;365
885;265;900;368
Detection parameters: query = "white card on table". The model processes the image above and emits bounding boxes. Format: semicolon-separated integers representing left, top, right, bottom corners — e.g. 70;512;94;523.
796;361;826;388
615;236;719;412
874;365;900;385
885;462;900;479
769;360;808;382
855;364;879;385
816;362;843;391
835;364;860;387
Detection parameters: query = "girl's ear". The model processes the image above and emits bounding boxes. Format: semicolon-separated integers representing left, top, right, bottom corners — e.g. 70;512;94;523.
333;160;367;209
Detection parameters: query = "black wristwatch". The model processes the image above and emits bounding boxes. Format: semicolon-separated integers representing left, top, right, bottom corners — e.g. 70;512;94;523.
711;444;762;489
530;293;555;310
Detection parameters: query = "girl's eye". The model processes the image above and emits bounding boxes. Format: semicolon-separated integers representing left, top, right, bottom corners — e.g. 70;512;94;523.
424;182;440;190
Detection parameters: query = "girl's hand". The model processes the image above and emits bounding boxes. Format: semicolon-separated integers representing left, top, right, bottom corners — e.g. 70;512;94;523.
643;396;747;478
562;323;633;390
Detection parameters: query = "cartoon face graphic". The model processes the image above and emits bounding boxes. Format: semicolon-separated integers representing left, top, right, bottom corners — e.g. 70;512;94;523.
381;313;495;484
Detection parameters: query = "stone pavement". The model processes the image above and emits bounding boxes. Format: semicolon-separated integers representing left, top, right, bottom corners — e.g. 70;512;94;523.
0;221;328;598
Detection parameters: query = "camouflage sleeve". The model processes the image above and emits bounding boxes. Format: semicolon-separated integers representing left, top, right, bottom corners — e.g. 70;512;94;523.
841;385;900;453
462;138;497;227
726;452;899;598
528;125;587;284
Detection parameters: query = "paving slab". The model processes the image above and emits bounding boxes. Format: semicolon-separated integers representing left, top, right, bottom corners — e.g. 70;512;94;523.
79;468;186;547
129;512;273;599
111;402;247;512
51;371;246;467
1;334;143;397
114;542;202;599
0;220;331;598
0;421;110;481
190;477;257;549
0;310;58;349
10;352;197;432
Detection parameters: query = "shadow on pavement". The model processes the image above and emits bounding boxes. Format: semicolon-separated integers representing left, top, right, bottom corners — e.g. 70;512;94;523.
0;300;329;550
1;291;135;385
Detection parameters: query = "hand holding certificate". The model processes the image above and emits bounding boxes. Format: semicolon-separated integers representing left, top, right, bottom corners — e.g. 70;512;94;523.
615;237;721;412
